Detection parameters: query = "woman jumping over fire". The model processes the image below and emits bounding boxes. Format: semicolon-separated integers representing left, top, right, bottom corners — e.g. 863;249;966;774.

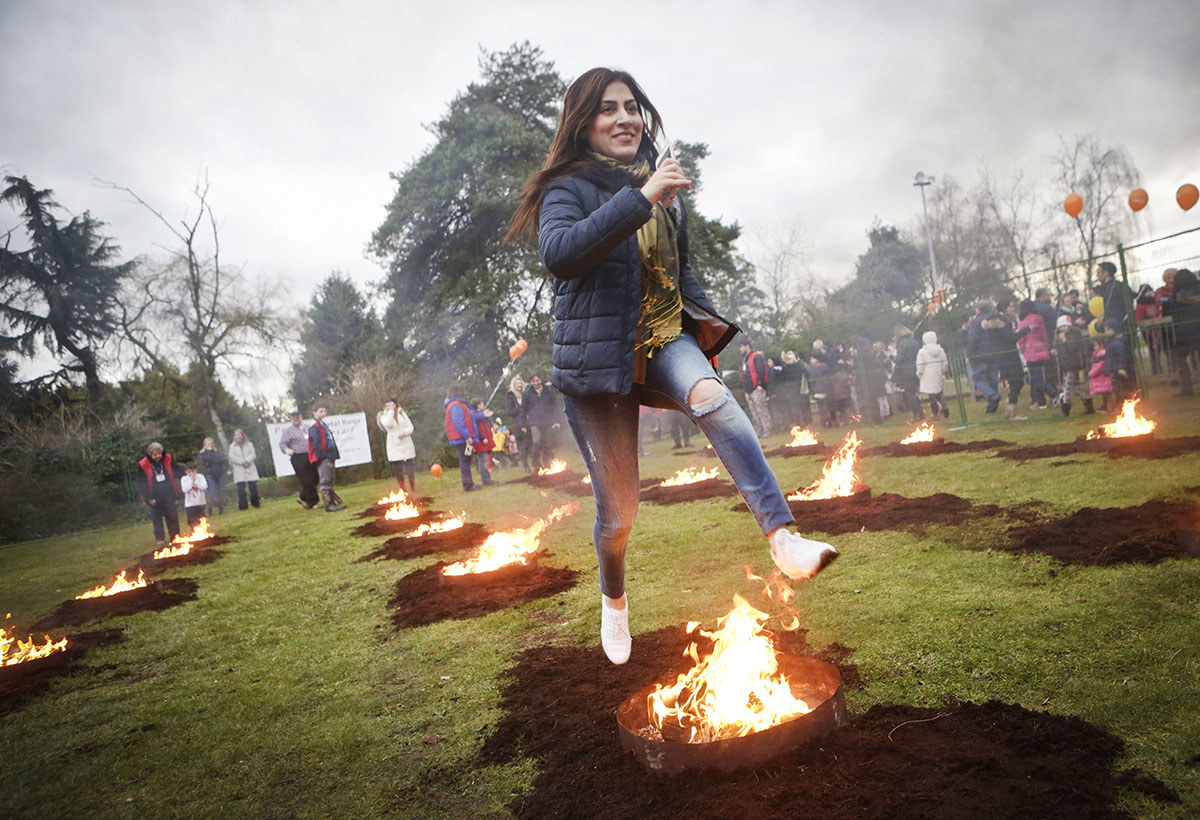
507;68;837;665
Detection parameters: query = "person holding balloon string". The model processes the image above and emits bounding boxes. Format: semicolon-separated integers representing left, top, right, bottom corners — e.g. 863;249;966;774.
507;67;838;666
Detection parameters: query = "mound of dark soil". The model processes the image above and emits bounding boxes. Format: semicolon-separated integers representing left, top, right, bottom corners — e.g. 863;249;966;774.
996;434;1200;462
389;561;579;628
355;497;435;518
30;578;200;632
0;628;124;714
731;492;1007;535
764;444;833;459
508;470;587;490
352;510;445;537
1002;499;1196;566
478;625;1174;819
887;438;1013;457
640;478;739;505
135;547;225;577
356;523;491;562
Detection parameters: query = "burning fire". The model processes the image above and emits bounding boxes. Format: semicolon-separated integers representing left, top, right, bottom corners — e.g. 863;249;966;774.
75;568;148;600
1086;397;1156;439
441;502;579;576
537;459;568;476
1;625;69;667
899;422;936;444
660;466;719;487
384;498;421;520
646;594;812;743
787;432;863;501
405;515;465;538
376;488;413;506
582;475;591;485
786;426;820;447
154;518;215;558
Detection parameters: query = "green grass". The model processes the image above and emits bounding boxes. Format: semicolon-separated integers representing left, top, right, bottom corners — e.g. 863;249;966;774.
2;396;1199;818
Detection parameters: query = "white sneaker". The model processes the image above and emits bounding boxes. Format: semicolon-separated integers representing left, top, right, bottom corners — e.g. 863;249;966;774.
769;530;839;581
600;595;631;665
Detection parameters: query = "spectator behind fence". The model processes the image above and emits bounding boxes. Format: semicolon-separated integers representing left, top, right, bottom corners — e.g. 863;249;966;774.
228;428;260;510
916;330;949;419
1163;268;1200;397
1053;315;1093;415
1017;299;1053;411
1089;338;1114;413
136;442;180;546
892;325;924;422
181;463;208;528
1102;319;1134;404
197;436;227;516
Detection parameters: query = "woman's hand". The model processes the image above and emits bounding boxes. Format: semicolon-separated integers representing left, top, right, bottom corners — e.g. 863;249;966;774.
641;158;691;205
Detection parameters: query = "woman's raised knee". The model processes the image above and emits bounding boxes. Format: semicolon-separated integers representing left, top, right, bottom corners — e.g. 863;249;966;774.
687;378;726;415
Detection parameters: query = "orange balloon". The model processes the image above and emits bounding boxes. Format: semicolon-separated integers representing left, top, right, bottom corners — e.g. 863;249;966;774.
1128;188;1149;212
927;302;937;313
515;338;528;355
430;463;443;478
1063;193;1083;218
1177;183;1198;211
508;344;520;360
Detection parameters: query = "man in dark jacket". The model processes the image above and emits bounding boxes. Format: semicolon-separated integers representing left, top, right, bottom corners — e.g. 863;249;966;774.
280;410;319;509
307;405;345;511
1102;320;1135;403
739;339;771;436
892;325;924;421
137;442;180;545
524;375;563;470
1095;262;1133;330
1163;268;1200;396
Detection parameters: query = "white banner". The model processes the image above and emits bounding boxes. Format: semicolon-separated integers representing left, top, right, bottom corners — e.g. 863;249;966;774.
265;412;373;477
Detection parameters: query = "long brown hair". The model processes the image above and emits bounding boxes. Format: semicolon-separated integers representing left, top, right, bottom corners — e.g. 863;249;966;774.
505;67;663;241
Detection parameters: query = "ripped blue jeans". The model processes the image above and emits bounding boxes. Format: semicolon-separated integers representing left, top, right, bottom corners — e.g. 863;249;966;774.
564;333;794;598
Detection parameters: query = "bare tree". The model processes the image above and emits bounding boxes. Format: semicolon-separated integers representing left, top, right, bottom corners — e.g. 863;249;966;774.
106;176;286;450
1051;134;1139;289
977;165;1043;296
747;223;815;339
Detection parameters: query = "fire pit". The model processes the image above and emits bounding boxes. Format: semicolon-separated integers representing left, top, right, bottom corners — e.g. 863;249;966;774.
889;422;945;456
1076;397;1157;453
617;654;847;773
615;595;848;774
438;502;578;580
787;431;870;508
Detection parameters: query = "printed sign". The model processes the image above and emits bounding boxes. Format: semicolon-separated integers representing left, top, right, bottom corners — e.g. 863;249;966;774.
265;412;372;477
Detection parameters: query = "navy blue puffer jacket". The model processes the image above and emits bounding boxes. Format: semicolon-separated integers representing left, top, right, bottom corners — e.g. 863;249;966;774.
538;166;738;398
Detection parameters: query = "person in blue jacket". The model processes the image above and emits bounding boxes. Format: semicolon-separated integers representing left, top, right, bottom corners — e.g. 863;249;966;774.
507;67;837;665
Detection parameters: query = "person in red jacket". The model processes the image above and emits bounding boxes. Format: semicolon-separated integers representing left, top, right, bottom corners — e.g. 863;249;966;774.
739;338;772;436
136;442;181;546
444;385;484;491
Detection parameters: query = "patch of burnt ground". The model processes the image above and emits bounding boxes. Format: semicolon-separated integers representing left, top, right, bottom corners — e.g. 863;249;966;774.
995;435;1200;462
478;625;1175;820
388;560;579;629
30;578;199;632
0;628;124;713
352;510;445;537
733;492;1011;535
356;523;490;563
1002;499;1197;566
135;545;227;577
640;478;740;505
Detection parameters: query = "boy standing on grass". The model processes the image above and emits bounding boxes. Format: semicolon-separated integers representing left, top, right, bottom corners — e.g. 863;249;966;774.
181;464;208;528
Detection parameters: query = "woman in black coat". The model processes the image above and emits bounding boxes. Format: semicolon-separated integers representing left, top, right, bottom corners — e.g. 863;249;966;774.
1164;268;1200;396
508;68;836;665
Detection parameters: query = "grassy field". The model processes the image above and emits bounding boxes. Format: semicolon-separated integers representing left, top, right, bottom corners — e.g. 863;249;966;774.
2;398;1198;818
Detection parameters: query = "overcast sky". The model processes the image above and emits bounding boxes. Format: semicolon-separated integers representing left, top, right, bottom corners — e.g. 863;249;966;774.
2;0;1197;394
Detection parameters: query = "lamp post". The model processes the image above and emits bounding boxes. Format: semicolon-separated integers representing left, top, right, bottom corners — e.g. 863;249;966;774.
913;171;939;293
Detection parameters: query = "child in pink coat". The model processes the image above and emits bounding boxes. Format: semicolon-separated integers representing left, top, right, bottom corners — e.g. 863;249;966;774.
1088;339;1113;412
1017;301;1053;409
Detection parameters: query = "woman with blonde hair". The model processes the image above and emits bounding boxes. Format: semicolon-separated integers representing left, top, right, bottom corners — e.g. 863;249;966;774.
508;67;837;665
505;374;532;473
228;428;260;510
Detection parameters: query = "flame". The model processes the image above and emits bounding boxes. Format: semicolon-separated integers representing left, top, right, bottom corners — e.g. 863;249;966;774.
384;498;421;520
1086;397;1156;439
154;518;216;558
899;422;936;444
582;475;592;485
75;568;148;600
537;459;567;476
376;488;413;506
405;515;466;538
743;565;800;631
787;432;863;501
441;502;579;576
659;466;719;487
786;426;820;447
1;626;70;667
646;594;812;743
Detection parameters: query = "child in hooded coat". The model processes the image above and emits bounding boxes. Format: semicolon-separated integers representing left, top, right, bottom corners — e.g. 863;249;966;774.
915;330;950;418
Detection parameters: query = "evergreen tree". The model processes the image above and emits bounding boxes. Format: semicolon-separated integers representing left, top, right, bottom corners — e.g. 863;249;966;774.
291;272;384;409
0;176;135;402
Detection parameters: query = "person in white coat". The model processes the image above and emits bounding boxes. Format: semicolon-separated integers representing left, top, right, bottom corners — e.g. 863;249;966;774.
915;330;950;418
376;398;416;493
228;428;260;509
